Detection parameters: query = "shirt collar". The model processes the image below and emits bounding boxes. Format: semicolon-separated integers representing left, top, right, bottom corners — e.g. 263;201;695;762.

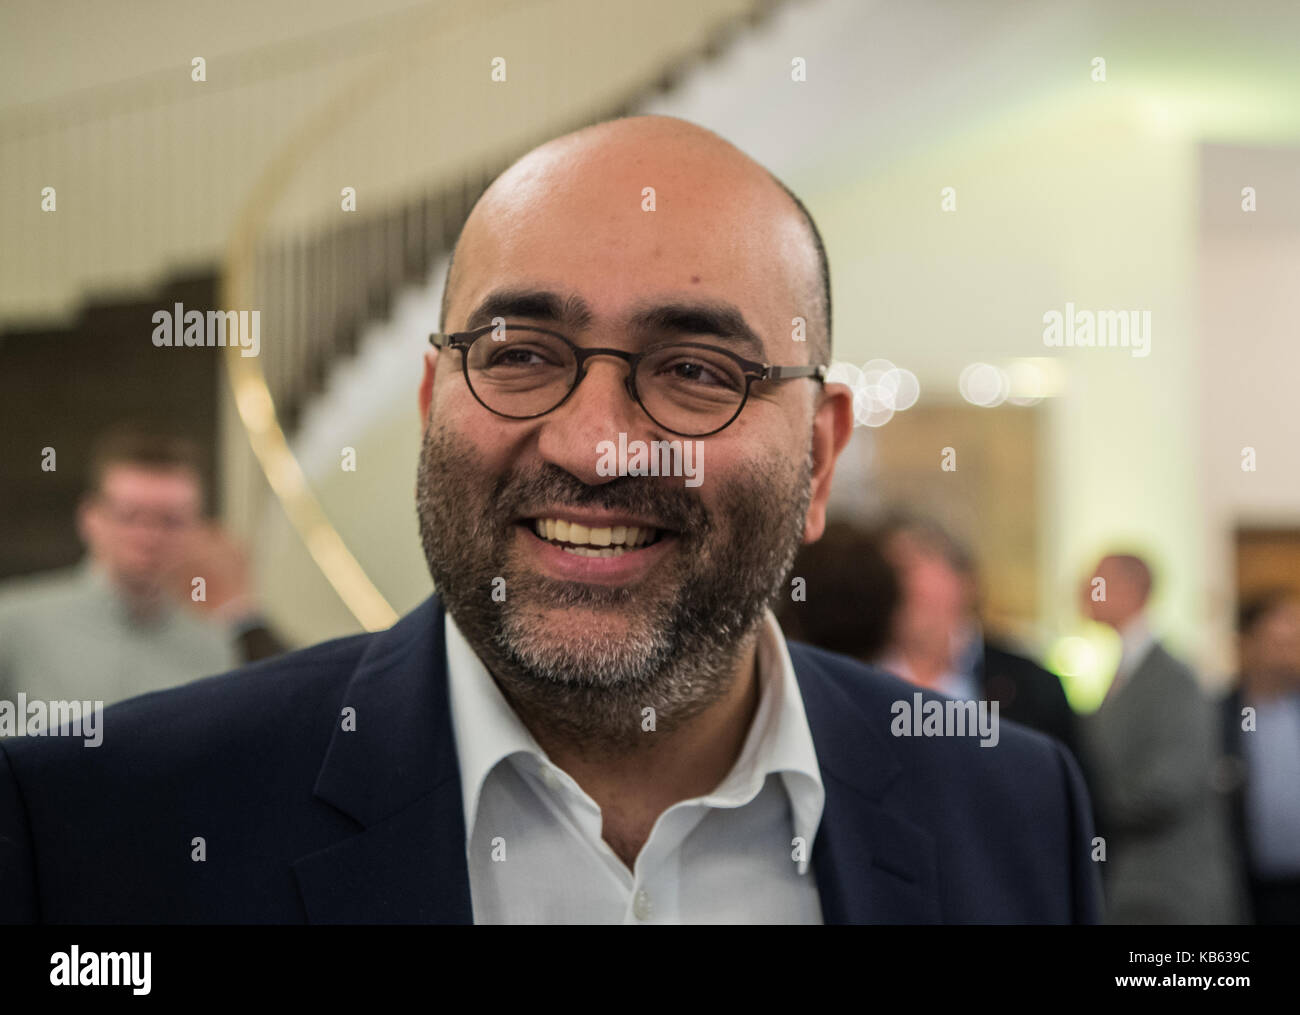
78;556;173;629
1116;613;1156;680
444;608;826;872
875;620;984;699
443;610;546;844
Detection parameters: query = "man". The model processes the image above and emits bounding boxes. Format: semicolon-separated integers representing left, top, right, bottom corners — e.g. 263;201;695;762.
0;428;282;715
1080;553;1240;923
874;515;1081;763
0;115;1097;924
1219;590;1300;924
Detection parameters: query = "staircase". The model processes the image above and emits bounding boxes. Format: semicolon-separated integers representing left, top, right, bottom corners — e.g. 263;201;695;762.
0;0;786;606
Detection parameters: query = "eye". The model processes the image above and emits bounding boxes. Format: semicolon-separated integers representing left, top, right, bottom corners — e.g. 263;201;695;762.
655;354;742;390
486;344;562;368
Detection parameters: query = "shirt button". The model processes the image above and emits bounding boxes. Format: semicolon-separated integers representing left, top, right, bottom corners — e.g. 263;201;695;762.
540;767;560;791
633;890;653;922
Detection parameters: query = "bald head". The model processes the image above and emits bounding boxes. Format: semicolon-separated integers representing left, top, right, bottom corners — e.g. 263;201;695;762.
1086;552;1154;629
1105;554;1152;601
438;115;831;365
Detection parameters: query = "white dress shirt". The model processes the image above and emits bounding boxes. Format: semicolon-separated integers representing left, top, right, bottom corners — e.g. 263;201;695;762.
444;609;826;924
1105;614;1158;702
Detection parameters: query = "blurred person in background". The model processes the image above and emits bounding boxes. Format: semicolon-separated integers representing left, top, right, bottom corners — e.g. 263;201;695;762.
1220;589;1300;924
873;513;1080;762
776;521;900;663
0;427;284;715
1081;553;1241;923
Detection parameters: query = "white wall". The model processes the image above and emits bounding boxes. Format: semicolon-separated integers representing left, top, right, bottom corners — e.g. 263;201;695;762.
1197;143;1300;677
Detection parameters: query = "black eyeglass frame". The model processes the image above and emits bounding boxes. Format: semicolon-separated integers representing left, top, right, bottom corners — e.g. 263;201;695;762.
429;324;827;438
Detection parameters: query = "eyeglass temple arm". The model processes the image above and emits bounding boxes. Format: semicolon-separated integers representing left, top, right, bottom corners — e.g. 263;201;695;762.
764;364;827;382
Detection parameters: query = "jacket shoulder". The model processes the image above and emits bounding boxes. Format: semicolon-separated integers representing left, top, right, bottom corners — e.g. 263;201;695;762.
984;640;1055;682
1141;642;1197;683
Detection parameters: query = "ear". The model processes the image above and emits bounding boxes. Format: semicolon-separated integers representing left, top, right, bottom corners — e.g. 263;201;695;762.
76;496;99;550
418;348;440;425
803;382;855;543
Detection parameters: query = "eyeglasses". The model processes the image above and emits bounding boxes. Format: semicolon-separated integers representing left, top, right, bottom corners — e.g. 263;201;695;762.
429;324;826;437
95;497;196;532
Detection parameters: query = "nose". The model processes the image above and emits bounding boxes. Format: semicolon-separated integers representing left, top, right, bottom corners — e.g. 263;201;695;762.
535;356;656;483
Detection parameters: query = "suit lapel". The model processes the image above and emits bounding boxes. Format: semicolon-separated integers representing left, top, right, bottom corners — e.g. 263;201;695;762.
790;645;942;924
292;596;473;924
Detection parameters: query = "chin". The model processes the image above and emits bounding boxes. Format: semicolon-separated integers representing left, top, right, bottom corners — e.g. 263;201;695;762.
529;601;640;638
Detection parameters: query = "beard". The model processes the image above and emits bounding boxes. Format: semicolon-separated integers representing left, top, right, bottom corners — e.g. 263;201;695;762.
415;420;812;757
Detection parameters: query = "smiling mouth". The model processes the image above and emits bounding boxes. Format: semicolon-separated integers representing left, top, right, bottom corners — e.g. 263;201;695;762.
521;518;670;558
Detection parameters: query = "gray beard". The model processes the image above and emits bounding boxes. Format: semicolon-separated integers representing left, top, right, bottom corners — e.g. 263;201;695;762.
415;421;812;758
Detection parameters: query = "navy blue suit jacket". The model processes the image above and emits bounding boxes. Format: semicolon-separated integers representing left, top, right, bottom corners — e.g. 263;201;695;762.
0;596;1100;923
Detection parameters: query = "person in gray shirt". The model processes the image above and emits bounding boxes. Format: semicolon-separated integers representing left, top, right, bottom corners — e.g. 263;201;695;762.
0;428;280;722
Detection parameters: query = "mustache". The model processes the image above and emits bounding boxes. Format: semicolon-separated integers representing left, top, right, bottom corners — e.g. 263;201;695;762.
492;464;711;535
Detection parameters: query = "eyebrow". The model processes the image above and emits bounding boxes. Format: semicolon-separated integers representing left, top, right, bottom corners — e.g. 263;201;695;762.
464;287;768;360
466;288;593;332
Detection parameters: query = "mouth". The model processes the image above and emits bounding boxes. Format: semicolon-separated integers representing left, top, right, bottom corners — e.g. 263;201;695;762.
518;516;672;558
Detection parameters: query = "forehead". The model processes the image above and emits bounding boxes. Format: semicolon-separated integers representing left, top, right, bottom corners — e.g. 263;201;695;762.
449;143;817;349
101;464;200;504
1095;558;1142;590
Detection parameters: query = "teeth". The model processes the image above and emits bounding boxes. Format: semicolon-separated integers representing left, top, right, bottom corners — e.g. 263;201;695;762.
561;545;628;557
529;518;660;548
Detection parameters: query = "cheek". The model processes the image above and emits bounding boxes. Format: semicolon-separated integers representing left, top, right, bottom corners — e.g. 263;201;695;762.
437;387;520;462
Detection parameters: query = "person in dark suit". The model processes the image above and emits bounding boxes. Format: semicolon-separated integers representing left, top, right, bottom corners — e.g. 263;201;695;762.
872;514;1082;763
0;114;1098;924
1081;553;1241;923
1219;590;1300;924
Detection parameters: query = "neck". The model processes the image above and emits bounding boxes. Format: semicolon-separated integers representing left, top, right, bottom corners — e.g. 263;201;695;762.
1243;667;1296;702
110;571;167;623
513;637;763;869
897;648;948;688
1114;611;1146;637
893;625;969;689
